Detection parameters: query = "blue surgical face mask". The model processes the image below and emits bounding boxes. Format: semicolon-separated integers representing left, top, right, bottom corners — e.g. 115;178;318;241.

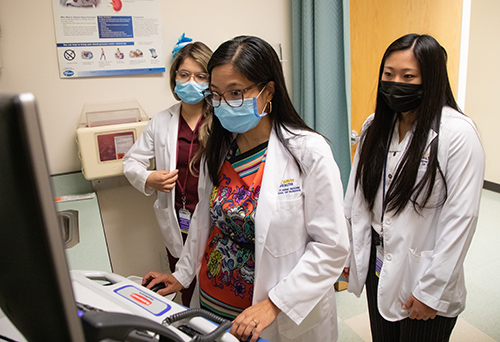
174;80;208;105
214;87;268;133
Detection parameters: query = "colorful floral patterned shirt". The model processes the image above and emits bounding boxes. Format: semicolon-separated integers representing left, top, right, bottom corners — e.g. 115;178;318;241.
198;141;268;320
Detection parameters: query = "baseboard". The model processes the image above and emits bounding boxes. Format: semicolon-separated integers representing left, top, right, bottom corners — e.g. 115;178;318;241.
484;181;500;193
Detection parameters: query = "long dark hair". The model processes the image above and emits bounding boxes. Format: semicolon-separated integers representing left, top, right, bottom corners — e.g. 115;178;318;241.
205;36;315;185
355;34;461;214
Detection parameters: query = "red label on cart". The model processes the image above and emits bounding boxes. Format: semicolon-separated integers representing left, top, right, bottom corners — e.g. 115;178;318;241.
130;293;152;306
114;285;171;316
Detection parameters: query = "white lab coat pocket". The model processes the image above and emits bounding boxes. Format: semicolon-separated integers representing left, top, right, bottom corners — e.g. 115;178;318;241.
399;248;433;304
153;199;171;225
153;199;182;257
265;197;306;257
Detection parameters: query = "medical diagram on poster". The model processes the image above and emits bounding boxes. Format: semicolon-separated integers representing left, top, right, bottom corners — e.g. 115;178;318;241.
52;0;165;78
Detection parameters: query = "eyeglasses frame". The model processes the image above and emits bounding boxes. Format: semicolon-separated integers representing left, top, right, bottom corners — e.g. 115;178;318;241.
175;69;209;84
203;82;266;108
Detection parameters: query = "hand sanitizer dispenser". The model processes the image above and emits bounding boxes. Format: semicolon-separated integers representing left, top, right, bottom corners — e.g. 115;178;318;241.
76;99;149;180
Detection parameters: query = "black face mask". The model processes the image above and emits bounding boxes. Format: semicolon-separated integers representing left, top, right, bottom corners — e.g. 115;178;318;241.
379;81;423;113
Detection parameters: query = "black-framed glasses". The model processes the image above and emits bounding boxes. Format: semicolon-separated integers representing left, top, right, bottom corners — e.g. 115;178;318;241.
203;82;265;108
176;69;209;84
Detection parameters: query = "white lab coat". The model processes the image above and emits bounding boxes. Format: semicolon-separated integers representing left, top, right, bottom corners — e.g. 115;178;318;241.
173;126;350;341
123;103;185;257
344;106;485;321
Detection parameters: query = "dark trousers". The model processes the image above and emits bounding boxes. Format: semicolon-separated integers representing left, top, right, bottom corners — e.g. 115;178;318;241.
166;232;196;307
366;230;457;342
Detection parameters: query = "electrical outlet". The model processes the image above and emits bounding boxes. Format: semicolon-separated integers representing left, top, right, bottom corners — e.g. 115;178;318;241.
160;250;170;272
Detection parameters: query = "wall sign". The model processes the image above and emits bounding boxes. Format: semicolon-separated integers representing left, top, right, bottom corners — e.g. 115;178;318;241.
52;0;165;78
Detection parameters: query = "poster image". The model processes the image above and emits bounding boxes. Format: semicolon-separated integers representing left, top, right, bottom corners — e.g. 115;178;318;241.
53;0;165;78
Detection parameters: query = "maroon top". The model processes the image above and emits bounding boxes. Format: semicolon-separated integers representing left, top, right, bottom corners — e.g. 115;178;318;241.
175;114;202;216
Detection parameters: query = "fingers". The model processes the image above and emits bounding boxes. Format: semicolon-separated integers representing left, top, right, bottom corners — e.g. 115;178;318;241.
402;295;417;319
146;277;162;290
230;299;279;342
163;169;179;180
142;272;169;289
403;294;438;320
162;278;183;295
146;170;179;193
341;267;350;280
158;170;178;193
249;320;263;342
142;271;160;286
141;272;184;297
144;274;165;290
409;310;436;321
402;295;414;311
156;287;171;296
231;316;261;342
142;275;151;286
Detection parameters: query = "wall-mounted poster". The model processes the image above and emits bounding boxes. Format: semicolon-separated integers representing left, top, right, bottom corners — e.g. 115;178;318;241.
52;0;165;78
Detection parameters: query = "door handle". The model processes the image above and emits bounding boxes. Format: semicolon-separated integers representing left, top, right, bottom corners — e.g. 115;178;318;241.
351;130;360;146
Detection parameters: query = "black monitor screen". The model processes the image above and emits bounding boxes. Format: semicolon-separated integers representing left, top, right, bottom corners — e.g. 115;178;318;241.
0;92;85;341
0;93;192;342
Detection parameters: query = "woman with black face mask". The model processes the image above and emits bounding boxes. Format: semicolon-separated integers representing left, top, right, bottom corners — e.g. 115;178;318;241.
342;34;485;341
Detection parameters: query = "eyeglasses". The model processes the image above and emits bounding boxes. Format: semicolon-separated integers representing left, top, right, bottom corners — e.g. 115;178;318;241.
203;82;265;108
176;69;209;84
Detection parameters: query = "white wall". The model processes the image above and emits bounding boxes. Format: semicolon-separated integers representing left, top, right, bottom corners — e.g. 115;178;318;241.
0;0;292;277
464;0;500;184
0;0;292;175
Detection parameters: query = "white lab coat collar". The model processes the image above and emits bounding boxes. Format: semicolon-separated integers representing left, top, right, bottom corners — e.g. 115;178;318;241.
393;117;438;151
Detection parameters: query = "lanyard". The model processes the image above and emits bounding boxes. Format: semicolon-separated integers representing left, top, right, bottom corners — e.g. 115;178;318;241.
380;118;398;247
176;114;202;208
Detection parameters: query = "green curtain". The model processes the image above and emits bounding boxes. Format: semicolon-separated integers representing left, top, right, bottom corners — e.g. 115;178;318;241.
291;0;351;190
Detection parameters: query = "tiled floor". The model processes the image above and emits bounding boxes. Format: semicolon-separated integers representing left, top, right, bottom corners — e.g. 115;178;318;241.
336;189;500;342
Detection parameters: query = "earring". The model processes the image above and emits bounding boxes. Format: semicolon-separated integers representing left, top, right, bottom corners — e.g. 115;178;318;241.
268;101;272;113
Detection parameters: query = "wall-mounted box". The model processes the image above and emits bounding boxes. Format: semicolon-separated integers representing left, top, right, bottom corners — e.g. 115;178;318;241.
76;99;149;180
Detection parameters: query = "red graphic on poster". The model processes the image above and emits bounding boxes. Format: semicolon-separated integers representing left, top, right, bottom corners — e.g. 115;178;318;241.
111;0;122;11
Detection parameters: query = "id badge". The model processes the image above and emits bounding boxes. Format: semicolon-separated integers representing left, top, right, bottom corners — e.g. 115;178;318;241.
375;245;384;278
178;208;191;233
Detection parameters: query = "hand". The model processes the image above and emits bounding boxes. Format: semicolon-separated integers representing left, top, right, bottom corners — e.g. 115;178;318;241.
230;298;281;342
146;170;179;193
142;271;184;296
402;294;437;320
341;267;350;280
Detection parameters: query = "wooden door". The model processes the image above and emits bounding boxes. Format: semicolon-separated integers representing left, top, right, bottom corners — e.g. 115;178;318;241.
350;0;463;154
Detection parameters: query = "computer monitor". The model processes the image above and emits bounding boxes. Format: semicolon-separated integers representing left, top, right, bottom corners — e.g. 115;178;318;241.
0;92;86;341
0;92;187;342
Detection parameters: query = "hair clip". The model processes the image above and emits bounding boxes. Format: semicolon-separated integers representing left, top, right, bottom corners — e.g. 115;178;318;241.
172;33;193;58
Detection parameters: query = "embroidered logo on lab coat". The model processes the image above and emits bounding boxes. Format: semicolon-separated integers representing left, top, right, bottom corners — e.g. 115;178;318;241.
278;178;301;195
419;152;430;171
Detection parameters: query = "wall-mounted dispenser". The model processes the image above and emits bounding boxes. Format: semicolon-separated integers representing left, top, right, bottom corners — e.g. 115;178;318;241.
76;99;149;180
